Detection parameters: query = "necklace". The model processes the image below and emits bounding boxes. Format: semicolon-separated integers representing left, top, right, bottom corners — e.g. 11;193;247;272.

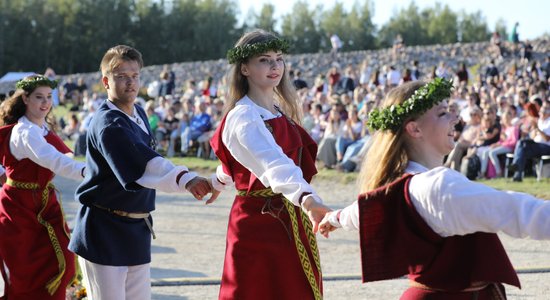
131;113;142;125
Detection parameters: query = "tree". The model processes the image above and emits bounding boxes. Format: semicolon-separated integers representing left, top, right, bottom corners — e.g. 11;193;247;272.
132;0;169;65
191;0;240;61
347;0;376;50
378;2;427;48
253;3;277;33
424;3;458;45
458;10;490;43
280;1;322;54
494;18;508;42
319;2;349;50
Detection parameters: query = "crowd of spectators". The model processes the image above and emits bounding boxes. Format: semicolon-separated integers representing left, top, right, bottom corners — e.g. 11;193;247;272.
3;35;549;180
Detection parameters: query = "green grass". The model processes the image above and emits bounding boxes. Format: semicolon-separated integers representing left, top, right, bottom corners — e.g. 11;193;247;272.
477;177;550;199
314;171;549;199
164;159;550;199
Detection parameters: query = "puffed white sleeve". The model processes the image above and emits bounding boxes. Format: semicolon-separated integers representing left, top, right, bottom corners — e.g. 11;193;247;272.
326;201;360;231
222;105;321;206
210;164;234;191
11;125;85;180
409;167;550;239
135;156;198;193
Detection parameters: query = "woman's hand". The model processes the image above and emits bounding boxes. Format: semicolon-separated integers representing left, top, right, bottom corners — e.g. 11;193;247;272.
205;177;221;205
318;211;340;238
301;197;332;234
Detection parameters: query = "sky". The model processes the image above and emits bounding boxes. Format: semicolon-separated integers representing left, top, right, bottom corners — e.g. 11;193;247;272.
236;0;548;40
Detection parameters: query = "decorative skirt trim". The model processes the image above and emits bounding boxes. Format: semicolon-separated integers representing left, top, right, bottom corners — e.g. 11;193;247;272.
5;178;66;295
237;188;322;300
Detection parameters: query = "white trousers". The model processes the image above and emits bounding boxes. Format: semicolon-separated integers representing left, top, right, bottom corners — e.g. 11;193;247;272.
78;256;151;300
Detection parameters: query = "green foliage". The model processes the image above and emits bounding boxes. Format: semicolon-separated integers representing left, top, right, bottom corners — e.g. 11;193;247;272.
227;39;290;64
424;3;458;44
280;1;323;54
458;11;490;42
378;2;428;47
253;3;277;33
367;78;453;132
347;1;377;50
494;19;509;41
378;2;490;48
15;75;58;91
0;0;504;75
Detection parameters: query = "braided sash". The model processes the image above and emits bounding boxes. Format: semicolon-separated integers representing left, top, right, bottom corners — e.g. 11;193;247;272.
237;188;322;300
5;178;67;295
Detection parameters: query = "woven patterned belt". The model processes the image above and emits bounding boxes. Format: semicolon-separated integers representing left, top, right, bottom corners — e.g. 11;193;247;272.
5;177;67;295
92;204;156;239
236;188;281;198
236;188;323;300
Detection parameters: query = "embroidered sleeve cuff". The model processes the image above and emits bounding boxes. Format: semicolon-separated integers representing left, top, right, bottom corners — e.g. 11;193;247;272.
178;171;198;191
327;209;343;228
210;173;225;191
300;194;322;210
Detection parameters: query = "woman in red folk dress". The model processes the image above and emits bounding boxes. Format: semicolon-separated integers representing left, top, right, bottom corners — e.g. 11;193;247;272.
208;29;331;300
0;75;85;300
319;79;550;299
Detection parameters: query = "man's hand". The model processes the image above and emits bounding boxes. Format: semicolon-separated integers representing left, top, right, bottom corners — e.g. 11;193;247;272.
185;177;211;200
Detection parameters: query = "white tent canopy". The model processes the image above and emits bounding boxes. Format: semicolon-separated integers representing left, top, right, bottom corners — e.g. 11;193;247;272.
0;72;35;83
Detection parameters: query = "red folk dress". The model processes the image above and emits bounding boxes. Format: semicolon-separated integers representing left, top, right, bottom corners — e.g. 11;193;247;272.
0;124;76;300
211;113;322;300
358;174;520;299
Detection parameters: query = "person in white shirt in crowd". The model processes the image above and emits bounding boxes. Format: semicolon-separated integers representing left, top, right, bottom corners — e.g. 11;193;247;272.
386;65;401;87
509;100;550;181
319;78;550;299
444;106;482;171
330;33;343;60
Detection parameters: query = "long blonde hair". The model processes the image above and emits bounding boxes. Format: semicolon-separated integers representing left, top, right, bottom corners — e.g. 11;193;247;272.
223;29;302;123
358;81;426;193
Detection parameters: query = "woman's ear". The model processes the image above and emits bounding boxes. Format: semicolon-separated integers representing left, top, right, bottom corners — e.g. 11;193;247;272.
240;64;249;77
21;93;28;105
404;120;422;138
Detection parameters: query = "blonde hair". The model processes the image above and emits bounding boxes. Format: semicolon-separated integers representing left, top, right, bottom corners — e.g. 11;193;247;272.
358;81;426;193
223;29;301;123
100;45;143;76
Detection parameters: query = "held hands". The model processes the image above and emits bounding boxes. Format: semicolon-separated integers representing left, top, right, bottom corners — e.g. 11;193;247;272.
318;211;340;238
185;177;212;201
205;177;221;205
301;196;332;236
184;176;222;204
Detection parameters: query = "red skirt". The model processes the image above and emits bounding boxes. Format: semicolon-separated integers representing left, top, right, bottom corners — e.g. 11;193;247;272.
219;195;322;300
0;185;75;300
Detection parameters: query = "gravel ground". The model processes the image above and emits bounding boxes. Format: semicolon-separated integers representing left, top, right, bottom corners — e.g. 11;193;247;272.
51;175;550;300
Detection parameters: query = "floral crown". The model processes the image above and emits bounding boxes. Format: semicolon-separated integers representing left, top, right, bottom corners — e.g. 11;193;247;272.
227;38;290;64
15;75;58;92
367;78;453;132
